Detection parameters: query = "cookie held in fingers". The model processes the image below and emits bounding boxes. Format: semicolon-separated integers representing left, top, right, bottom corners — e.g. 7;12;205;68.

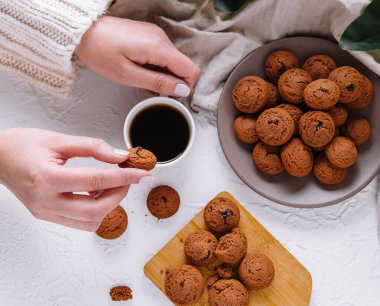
256;108;295;146
204;197;240;234
96;205;128;240
184;230;218;267
147;185;180;219
232;76;269;113
118;147;157;170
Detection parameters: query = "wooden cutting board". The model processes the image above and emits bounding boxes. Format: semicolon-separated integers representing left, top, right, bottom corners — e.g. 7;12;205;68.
144;192;312;305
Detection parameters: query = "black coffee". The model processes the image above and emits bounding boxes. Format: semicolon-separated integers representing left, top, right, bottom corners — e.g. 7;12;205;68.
129;104;190;163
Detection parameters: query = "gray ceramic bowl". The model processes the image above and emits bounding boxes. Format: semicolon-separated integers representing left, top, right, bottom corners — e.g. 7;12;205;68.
217;37;380;208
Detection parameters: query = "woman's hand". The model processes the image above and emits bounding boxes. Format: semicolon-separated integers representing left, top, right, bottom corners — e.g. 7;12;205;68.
0;128;152;231
75;16;200;97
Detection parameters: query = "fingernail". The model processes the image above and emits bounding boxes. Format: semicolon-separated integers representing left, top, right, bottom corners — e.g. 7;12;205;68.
174;84;191;97
139;176;155;184
113;149;129;156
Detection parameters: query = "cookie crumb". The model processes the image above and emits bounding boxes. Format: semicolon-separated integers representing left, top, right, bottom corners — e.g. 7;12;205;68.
110;286;133;301
206;274;220;288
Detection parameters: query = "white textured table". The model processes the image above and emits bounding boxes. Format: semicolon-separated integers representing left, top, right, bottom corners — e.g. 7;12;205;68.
0;68;380;306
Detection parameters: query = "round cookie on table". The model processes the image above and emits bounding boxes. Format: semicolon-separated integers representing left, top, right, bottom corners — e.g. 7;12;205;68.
204;197;240;234
325;137;358;169
265;50;299;82
232;76;269;113
303;79;340;110
328;66;361;104
314;155;348;185
256;108;295;146
165;265;204;305
96;205;128;240
208;279;249;306
118;147;157;171
281;138;313;177
275;103;303;134
342;117;372;145
327;104;348;127
215;228;247;264
299;111;335;148
234;115;259;144
253;142;284;175
239;253;275;290
278;68;312;104
184;230;218;267
347;74;374;110
147;185;180;219
302;54;337;80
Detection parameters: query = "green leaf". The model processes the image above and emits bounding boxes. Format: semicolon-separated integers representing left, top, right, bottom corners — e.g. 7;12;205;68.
340;0;380;51
213;0;248;13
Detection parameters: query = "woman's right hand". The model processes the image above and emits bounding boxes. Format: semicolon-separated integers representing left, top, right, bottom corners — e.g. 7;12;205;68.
75;16;200;97
0;128;153;231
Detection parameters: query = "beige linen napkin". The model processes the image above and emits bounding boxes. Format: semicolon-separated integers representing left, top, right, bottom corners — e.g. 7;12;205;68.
109;0;379;112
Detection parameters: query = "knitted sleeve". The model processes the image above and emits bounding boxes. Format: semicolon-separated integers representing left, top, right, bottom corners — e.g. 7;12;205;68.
0;0;111;96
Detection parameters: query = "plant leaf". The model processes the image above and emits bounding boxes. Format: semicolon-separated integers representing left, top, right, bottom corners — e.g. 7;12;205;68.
213;0;248;13
340;0;380;51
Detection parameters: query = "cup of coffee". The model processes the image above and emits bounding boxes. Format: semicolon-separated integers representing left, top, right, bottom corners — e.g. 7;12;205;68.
123;97;196;168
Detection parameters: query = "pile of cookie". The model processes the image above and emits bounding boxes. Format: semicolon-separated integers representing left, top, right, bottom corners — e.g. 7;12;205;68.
94;147;181;301
233;50;373;185
165;196;275;306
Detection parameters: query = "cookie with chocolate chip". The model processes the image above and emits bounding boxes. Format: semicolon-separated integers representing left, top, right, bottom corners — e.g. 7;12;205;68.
204;197;240;234
303;79;340;110
299;111;335;148
147;185;180;219
265;50;300;82
328;66;361;104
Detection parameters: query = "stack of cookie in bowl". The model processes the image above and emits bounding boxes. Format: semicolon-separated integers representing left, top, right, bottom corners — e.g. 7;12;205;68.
233;51;373;185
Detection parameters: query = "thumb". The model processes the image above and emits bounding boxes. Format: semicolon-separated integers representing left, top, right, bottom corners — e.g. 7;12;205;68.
57;135;129;164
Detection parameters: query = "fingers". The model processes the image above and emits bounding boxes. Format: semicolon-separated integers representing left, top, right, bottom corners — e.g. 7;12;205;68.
57;134;129;164
36;214;101;232
51;167;152;192
145;43;201;89
123;60;196;97
51;186;130;222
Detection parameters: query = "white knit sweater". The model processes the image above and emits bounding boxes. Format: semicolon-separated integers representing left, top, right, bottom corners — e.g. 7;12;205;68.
0;0;110;96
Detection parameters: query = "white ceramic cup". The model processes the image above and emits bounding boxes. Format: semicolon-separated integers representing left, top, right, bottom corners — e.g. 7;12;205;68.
123;97;195;168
